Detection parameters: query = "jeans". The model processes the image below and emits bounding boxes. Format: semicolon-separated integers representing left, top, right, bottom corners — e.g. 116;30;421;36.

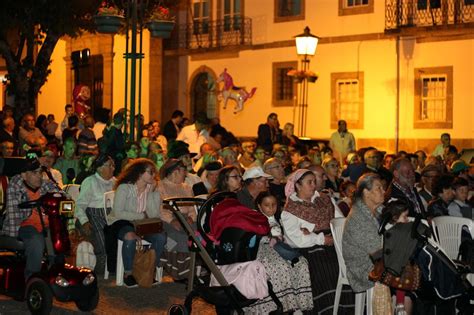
273;241;301;261
18;226;45;280
117;225;167;273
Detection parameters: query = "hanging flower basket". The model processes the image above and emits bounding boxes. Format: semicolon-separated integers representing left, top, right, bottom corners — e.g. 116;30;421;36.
147;20;175;38
307;75;318;83
94;15;124;34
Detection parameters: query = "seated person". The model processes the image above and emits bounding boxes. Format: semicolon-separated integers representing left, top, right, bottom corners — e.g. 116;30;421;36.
108;158;166;288
193;161;222;196
1;157;58;279
75;154;116;275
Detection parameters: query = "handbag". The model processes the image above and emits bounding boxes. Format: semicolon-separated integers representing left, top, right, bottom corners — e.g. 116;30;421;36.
369;259;421;291
133;217;163;238
132;242;156;288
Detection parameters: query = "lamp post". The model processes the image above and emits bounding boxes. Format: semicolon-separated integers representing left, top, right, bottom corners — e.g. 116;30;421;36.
122;0;148;142
294;26;319;137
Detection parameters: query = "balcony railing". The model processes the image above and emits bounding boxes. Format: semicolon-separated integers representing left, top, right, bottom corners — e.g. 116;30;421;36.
385;0;474;30
165;16;252;51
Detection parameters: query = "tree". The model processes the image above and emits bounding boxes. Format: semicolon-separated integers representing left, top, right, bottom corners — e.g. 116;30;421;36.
0;0;100;119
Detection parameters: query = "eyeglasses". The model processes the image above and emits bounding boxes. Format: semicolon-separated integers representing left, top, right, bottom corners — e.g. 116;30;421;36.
103;162;115;169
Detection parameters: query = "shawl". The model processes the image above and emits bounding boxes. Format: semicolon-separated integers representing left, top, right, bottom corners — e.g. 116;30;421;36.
284;192;334;232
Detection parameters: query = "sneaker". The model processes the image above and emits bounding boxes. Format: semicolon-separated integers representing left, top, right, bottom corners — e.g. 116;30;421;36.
152;279;160;286
124;275;138;288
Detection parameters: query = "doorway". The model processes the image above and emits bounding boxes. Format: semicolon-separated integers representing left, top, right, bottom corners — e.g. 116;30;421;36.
190;71;217;119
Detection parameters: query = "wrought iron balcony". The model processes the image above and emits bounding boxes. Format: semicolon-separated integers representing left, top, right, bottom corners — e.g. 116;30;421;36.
385;0;474;30
165;16;252;51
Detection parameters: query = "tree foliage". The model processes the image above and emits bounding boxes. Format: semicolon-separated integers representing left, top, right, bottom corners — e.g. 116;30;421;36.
0;0;100;118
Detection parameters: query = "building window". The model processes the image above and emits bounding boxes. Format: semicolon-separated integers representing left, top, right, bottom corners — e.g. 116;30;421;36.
274;0;305;22
331;72;364;129
193;0;210;34
338;0;374;16
417;0;441;10
223;0;242;31
273;62;297;107
414;66;453;129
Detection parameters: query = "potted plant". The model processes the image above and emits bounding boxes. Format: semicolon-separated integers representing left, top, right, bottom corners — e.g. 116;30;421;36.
146;4;175;38
287;69;319;83
94;1;124;34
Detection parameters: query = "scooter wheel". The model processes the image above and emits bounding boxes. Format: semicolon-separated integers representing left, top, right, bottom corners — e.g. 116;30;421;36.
26;280;53;315
75;290;99;311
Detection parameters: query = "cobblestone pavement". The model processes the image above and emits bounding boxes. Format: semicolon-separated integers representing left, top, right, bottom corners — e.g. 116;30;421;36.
0;277;190;315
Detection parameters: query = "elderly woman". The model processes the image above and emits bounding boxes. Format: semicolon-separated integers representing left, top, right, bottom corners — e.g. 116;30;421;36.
157;158;195;280
213;165;313;313
322;156;343;193
108;158;166;288
342;173;384;294
75;154;116;275
282;168;353;313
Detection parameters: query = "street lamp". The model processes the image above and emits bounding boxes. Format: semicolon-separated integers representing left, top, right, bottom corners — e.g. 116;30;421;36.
294;26;319;137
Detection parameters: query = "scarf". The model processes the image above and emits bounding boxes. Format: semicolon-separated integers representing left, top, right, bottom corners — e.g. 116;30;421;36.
284;191;335;232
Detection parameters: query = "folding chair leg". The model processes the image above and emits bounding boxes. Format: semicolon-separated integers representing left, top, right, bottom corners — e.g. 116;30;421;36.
355;292;366;315
116;240;124;286
333;276;343;315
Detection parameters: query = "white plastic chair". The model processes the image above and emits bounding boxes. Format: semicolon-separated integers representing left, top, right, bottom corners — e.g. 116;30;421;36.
102;191;161;286
431;216;474;260
330;218;373;315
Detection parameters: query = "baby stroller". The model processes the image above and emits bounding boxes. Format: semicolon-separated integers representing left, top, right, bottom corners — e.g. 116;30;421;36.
165;192;285;315
378;216;473;313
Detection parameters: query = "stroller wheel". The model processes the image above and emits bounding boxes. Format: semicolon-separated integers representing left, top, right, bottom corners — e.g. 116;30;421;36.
168;304;188;315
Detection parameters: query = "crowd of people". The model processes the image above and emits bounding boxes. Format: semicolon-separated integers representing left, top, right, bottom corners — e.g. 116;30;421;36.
0;104;472;314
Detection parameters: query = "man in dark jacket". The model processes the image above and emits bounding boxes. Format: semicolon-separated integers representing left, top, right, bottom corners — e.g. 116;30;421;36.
163;110;184;141
257;113;281;153
384;158;426;218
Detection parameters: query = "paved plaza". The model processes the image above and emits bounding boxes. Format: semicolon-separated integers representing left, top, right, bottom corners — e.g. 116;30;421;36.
0;277;216;315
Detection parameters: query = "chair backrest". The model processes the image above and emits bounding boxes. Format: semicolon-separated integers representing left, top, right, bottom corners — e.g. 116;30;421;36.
64;184;80;201
330;217;347;280
103;190;115;225
432;216;474;260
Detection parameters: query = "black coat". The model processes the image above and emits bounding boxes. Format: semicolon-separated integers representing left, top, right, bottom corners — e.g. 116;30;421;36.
385;182;427;218
163;120;178;141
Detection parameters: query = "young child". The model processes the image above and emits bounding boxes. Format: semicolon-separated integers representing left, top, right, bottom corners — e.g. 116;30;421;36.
448;177;473;219
337;181;356;217
255;192;301;264
381;199;413;315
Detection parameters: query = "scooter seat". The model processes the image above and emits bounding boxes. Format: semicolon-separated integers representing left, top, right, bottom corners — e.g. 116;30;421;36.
0;235;24;251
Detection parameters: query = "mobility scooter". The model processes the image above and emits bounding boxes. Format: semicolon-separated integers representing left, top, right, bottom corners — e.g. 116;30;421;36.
0;191;99;314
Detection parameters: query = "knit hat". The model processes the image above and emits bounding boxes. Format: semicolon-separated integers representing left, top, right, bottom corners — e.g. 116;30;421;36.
284;169;313;198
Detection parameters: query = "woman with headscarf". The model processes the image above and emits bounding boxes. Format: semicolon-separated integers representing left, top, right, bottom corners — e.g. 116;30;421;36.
108;158;166;288
157;158;196;280
282;169;354;314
